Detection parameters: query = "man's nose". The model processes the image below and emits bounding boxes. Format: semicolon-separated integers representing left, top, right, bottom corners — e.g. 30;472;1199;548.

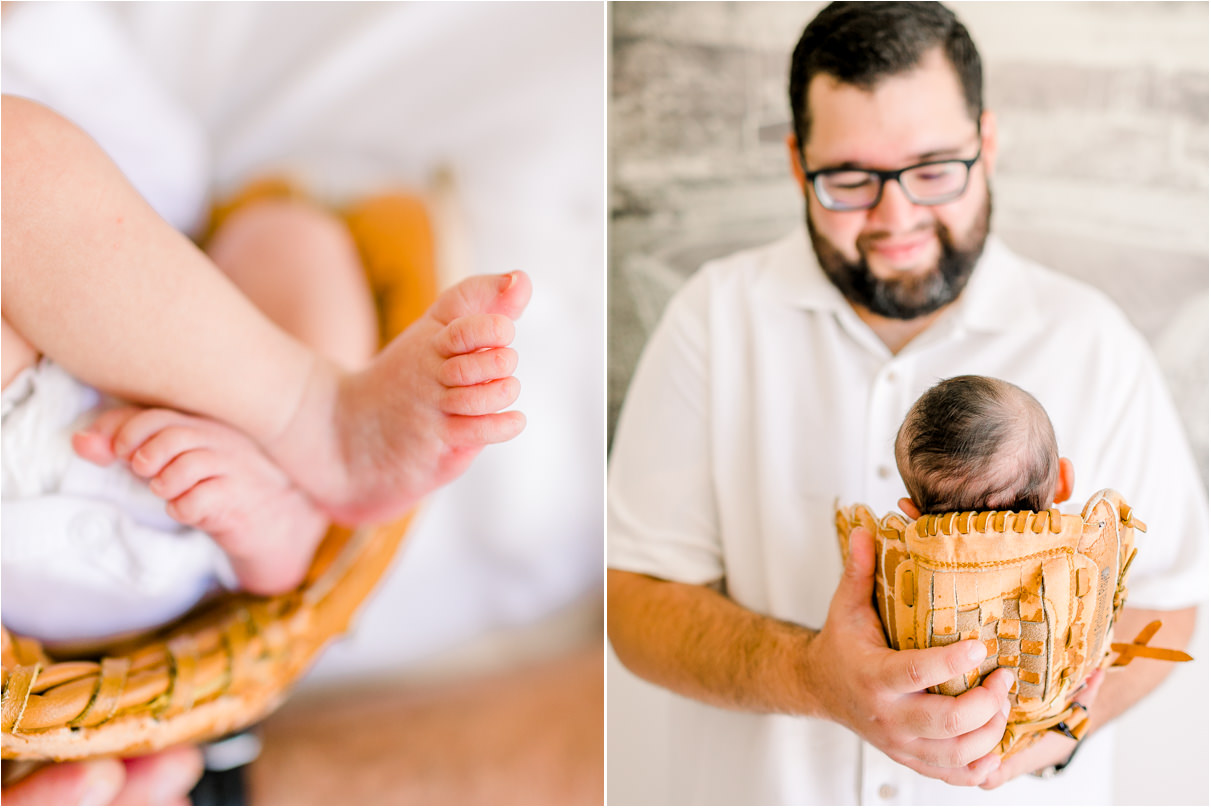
867;178;922;232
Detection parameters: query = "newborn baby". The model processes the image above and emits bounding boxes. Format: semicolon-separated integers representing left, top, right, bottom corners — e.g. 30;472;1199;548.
894;375;1075;519
2;96;531;649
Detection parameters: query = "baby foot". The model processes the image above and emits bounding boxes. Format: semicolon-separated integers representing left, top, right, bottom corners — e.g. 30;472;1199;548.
74;406;328;595
266;270;533;523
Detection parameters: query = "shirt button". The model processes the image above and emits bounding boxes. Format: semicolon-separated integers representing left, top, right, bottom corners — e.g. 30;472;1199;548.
877;465;892;479
886;370;897;383
878;783;898;800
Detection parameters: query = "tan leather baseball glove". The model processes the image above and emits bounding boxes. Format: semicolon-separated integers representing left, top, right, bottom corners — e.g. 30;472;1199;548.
835;489;1189;759
2;517;412;762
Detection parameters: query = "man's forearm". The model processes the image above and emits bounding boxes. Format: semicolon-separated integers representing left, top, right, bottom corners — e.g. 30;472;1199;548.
607;569;822;717
249;645;603;805
1084;605;1197;735
611;535;1023;788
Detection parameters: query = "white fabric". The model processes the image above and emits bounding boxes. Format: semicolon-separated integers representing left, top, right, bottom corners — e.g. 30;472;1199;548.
1;360;234;644
607;226;1207;805
1;2;603;672
0;2;210;237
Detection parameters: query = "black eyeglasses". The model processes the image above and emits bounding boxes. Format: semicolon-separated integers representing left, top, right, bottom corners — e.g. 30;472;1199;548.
804;147;983;212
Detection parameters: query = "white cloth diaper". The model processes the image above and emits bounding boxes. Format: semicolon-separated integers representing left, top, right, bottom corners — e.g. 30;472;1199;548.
2;359;235;644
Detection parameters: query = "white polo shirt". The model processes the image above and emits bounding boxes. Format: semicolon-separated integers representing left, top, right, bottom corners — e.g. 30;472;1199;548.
607;226;1206;805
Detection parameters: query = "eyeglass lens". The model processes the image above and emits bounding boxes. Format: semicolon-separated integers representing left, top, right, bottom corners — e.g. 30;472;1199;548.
817;161;970;210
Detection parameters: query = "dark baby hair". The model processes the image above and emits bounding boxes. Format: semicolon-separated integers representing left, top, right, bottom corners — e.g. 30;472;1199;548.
895;375;1059;514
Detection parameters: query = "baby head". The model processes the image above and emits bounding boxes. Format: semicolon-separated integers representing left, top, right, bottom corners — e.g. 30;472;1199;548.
895;375;1073;517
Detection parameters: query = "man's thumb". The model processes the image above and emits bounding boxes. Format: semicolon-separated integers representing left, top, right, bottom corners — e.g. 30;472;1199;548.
834;526;877;612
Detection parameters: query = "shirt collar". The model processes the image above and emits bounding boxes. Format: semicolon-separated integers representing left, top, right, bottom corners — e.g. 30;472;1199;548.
769;226;1040;334
765;225;852;314
953;235;1043;334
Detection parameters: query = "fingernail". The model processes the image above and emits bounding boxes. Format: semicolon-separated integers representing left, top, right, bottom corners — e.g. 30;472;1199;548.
1000;701;1010;719
500;271;516;291
79;759;123;805
150;751;205;805
967;642;986;665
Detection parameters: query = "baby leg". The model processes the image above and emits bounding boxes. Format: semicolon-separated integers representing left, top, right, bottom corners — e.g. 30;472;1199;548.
2;95;317;443
76;270;531;583
6;95;530;525
204;197;378;370
2;317;40;390
103;198;377;592
71;198;378;594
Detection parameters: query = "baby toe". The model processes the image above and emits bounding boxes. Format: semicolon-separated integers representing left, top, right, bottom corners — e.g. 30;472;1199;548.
168;478;237;534
440;376;520;416
71;430;118;467
112;409;193;461
438;313;515;357
429;271;531;324
151;448;219;500
441;411;526;447
437;347;518;387
130;426;208;478
73;405;145;464
490;270;532;319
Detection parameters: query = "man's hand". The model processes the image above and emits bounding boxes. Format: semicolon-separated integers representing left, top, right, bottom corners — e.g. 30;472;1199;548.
804;527;1014;786
978;667;1105;789
1;747;202;805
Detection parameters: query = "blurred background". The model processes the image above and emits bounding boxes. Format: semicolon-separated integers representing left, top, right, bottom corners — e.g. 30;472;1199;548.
608;2;1207;804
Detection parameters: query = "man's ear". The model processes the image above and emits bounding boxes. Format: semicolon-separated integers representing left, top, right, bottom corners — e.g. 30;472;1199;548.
898;497;922;520
978;109;998;178
786;132;808;195
1054;457;1074;505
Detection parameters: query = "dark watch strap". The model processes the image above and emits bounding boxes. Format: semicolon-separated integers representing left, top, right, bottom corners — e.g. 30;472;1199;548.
188;730;262;805
1032;734;1085;779
189;763;248;806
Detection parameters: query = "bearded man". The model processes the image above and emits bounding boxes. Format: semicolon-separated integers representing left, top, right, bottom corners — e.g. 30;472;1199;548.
607;2;1204;804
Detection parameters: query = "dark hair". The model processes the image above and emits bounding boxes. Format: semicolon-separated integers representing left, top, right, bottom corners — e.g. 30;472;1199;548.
895;376;1058;514
788;2;983;149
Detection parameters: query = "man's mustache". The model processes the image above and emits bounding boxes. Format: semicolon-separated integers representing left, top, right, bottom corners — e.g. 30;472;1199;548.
857;222;941;252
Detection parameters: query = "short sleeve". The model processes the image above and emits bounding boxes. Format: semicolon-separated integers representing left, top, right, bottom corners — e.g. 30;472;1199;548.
608;272;724;584
1087;335;1207;610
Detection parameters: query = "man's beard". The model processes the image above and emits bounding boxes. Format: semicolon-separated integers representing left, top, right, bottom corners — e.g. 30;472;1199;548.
807;189;992;320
